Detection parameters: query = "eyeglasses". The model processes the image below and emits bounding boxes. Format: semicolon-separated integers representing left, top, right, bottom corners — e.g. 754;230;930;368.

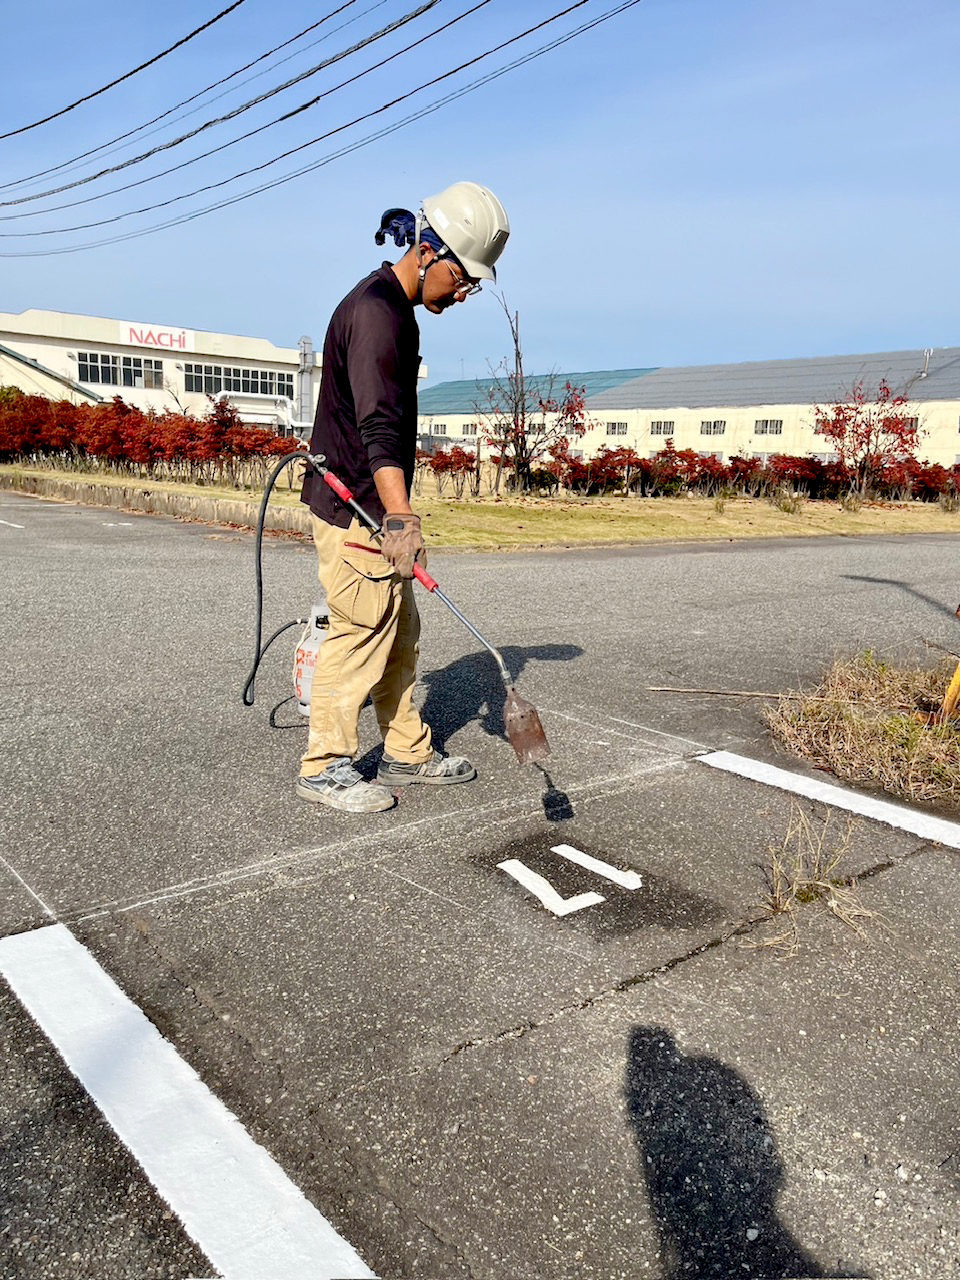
444;259;482;297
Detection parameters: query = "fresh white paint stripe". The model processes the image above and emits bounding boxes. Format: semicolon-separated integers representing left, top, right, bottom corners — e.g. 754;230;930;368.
551;844;643;891
0;924;376;1280
699;750;960;849
497;860;605;917
0;518;25;528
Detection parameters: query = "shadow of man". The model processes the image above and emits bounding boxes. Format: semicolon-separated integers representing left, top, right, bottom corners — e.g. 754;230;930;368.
418;643;582;752
624;1026;846;1280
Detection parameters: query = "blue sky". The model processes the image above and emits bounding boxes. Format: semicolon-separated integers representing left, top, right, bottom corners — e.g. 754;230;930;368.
0;0;957;386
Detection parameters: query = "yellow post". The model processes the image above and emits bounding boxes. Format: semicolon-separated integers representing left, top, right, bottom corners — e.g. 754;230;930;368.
942;661;960;719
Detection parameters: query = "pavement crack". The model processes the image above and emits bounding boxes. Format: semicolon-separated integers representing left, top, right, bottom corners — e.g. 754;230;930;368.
852;837;938;883
104;912;282;1079
440;918;762;1066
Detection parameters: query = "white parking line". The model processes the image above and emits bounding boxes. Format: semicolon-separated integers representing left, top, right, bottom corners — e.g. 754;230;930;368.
0;924;376;1280
699;750;960;849
71;758;683;924
0;518;25;528
0;854;56;920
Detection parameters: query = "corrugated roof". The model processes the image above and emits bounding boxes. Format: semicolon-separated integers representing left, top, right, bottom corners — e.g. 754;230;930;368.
417;368;658;415
586;348;960;411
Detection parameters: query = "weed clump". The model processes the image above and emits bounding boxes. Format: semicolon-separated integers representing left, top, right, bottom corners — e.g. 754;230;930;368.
749;805;874;953
769;486;804;515
766;651;960;809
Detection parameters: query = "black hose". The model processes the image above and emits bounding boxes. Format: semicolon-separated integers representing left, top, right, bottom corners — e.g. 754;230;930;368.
241;449;312;706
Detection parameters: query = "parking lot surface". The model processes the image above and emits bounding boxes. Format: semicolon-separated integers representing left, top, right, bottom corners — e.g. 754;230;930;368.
2;491;959;1279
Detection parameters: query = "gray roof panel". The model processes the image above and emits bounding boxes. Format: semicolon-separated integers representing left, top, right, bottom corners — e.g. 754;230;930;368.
586;348;960;411
418;368;658;415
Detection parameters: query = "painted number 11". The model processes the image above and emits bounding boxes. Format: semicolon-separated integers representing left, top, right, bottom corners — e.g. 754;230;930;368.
497;844;642;917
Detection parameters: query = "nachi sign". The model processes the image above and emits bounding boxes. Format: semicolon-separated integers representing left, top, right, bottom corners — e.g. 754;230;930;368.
119;321;194;352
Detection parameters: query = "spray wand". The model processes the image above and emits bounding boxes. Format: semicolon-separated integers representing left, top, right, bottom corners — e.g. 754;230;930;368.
307;453;549;765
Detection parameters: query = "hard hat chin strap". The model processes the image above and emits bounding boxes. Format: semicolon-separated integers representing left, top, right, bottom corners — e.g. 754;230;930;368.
414;210;450;302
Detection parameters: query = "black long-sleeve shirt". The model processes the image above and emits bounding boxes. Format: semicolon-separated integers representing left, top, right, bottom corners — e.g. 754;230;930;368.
301;264;420;528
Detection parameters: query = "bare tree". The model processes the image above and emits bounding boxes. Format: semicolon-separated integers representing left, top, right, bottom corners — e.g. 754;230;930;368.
475;295;590;493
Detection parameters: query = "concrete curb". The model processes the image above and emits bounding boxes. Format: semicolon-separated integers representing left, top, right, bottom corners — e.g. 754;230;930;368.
0;471;312;535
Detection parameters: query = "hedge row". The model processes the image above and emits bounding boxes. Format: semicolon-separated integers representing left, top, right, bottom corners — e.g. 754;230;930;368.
3;388;958;501
0;390;293;484
547;443;960;500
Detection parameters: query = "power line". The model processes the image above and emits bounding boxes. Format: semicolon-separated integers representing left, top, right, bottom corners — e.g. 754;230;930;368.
0;0;389;196
0;0;493;227
0;1;250;143
0;0;612;239
0;0;441;210
0;0;647;258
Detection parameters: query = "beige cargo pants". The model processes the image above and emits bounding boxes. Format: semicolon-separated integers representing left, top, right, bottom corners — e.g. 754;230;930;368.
299;515;433;777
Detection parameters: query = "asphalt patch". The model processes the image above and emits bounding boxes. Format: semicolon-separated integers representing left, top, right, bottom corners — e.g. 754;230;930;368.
474;831;726;940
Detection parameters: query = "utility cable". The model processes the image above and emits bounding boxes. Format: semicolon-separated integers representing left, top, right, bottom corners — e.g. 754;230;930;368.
0;0;491;230
0;0;647;257
242;450;313;708
0;1;249;143
0;0;374;194
0;0;441;210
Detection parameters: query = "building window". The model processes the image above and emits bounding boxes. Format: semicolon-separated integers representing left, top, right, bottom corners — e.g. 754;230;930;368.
185;364;217;395
78;351;120;384
754;418;783;435
241;369;271;396
605;421;628;436
120;356;163;389
700;420;726;436
430;423;447;436
183;363;294;398
462;422;477;436
650;420;675;435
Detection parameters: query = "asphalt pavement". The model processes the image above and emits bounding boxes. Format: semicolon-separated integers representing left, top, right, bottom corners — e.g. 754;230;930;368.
2;489;959;1279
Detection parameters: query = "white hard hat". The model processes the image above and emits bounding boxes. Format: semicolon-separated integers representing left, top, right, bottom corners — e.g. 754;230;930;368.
420;181;510;282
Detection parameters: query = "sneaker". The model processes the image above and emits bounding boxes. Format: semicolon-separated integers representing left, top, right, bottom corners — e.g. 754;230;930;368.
377;750;477;787
297;758;395;812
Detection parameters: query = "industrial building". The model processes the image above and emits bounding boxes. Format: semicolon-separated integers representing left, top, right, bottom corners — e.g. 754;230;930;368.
0;307;322;433
417;347;960;468
4;313;957;468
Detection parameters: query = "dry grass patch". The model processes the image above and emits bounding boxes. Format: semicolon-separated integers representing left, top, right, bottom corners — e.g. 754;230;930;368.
748;805;875;954
4;465;960;547
766;651;960;809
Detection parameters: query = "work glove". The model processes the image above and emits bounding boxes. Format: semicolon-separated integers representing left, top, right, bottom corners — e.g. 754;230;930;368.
380;512;425;579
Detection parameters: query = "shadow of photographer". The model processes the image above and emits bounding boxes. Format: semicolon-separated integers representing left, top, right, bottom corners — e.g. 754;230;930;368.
625;1027;866;1279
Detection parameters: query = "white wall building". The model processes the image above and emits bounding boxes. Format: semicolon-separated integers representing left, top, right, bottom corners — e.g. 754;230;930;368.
417;348;960;469
0;308;323;433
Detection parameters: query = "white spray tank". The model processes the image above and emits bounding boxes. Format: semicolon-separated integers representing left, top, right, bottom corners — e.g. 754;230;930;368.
293;602;329;715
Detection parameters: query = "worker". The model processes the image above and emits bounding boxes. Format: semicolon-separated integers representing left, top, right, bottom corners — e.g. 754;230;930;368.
298;182;510;812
